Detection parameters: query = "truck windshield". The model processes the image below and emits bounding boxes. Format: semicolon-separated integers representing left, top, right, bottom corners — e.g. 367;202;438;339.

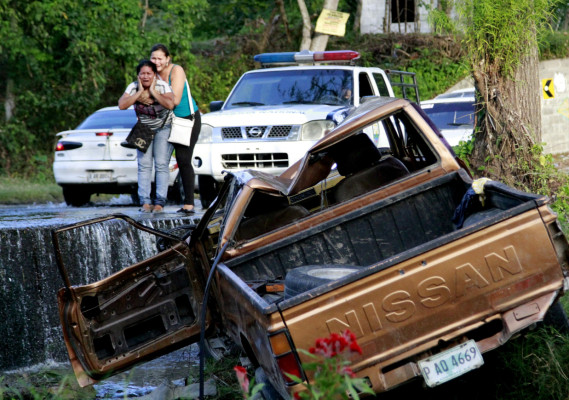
225;69;353;109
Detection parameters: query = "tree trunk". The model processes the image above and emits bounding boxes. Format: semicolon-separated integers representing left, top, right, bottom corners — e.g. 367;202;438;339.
256;8;279;53
310;0;339;51
470;26;541;188
384;0;391;33
297;0;312;50
353;0;362;33
5;78;15;122
276;0;292;44
141;0;149;29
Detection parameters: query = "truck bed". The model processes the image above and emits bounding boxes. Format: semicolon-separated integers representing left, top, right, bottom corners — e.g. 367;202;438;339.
225;169;546;311
219;169;566;394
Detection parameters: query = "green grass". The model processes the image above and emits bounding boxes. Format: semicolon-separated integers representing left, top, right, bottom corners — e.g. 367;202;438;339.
0;177;127;205
0;177;63;204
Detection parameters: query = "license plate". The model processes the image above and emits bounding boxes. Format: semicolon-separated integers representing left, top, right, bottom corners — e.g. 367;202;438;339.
418;340;483;387
87;171;113;183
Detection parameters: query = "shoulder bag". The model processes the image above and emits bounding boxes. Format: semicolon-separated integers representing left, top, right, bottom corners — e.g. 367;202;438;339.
168;80;195;147
125;118;155;153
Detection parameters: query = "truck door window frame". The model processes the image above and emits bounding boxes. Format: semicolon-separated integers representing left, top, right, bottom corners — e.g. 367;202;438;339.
372;72;390;97
358;72;375;99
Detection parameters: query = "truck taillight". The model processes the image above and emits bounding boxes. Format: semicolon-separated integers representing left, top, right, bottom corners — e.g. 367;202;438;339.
277;353;302;383
268;330;304;385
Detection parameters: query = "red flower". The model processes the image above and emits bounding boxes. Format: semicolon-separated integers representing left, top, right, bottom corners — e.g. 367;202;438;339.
349;341;362;354
310;329;363;359
233;365;249;397
296;330;373;398
340;366;357;378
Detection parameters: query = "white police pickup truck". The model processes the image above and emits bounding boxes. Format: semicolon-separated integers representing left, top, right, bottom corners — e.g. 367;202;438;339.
193;50;419;207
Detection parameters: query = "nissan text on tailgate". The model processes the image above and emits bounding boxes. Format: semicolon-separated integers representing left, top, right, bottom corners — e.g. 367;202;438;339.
53;96;569;398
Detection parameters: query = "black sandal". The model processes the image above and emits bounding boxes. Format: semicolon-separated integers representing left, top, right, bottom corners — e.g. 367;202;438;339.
177;208;195;214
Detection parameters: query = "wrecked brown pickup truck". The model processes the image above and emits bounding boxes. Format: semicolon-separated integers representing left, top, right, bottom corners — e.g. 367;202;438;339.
53;97;569;398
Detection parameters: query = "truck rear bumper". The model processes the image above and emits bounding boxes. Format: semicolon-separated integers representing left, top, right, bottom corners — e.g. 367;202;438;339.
361;290;559;392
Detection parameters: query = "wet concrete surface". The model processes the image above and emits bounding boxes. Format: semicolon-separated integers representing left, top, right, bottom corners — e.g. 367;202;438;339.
0;195;206;229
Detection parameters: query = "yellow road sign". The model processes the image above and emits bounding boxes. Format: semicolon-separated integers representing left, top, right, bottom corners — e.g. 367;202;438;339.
542;78;555;99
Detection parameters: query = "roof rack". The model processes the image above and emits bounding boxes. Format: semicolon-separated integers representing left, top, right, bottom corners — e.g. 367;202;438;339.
386;69;421;103
254;50;360;68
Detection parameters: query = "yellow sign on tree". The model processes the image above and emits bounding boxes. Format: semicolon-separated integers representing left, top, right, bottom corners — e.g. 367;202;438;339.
315;9;350;37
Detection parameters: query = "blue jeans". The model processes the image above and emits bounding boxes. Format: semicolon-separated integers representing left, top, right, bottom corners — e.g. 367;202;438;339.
137;124;173;206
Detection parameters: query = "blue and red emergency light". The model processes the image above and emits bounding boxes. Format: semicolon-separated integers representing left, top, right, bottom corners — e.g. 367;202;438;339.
254;50;360;65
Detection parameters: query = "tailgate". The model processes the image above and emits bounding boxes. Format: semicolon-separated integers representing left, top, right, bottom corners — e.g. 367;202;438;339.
279;207;565;390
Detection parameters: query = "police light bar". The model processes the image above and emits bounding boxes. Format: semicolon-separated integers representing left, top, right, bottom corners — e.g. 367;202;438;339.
254;50;360;66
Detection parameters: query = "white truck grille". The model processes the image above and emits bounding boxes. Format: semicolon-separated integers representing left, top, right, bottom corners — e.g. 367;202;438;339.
221;126;293;139
221;153;289;169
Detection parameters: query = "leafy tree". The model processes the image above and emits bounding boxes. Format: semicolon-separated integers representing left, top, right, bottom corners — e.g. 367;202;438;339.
431;0;557;192
0;0;206;176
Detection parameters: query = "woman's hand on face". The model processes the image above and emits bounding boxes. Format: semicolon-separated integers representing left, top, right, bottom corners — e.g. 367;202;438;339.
137;77;145;93
149;76;158;96
138;91;154;105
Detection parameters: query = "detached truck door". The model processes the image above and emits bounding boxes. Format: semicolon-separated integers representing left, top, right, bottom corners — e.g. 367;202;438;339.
52;214;210;387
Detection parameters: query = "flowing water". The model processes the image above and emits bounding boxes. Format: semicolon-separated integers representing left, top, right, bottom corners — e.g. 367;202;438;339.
0;196;204;397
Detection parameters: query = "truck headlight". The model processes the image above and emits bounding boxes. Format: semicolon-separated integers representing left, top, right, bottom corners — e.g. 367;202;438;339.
197;124;213;143
300;120;335;141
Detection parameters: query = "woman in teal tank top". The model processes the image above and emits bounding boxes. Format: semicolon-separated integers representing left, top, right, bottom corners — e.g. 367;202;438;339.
151;43;202;213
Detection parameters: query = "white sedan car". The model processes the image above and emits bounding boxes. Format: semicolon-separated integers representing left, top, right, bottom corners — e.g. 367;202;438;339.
53;106;180;206
420;88;475;147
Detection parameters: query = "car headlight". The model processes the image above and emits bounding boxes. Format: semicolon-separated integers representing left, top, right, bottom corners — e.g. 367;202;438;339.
300;120;335;141
197;124;213;143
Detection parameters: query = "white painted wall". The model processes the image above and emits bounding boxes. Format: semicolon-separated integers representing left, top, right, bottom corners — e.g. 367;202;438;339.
360;0;436;34
360;0;385;34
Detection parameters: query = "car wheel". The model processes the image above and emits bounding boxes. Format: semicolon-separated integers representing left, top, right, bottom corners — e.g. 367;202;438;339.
254;367;284;400
543;301;569;333
62;185;91;207
198;175;219;209
284;265;362;299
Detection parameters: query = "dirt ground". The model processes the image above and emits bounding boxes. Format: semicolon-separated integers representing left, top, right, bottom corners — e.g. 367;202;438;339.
553;152;569;172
